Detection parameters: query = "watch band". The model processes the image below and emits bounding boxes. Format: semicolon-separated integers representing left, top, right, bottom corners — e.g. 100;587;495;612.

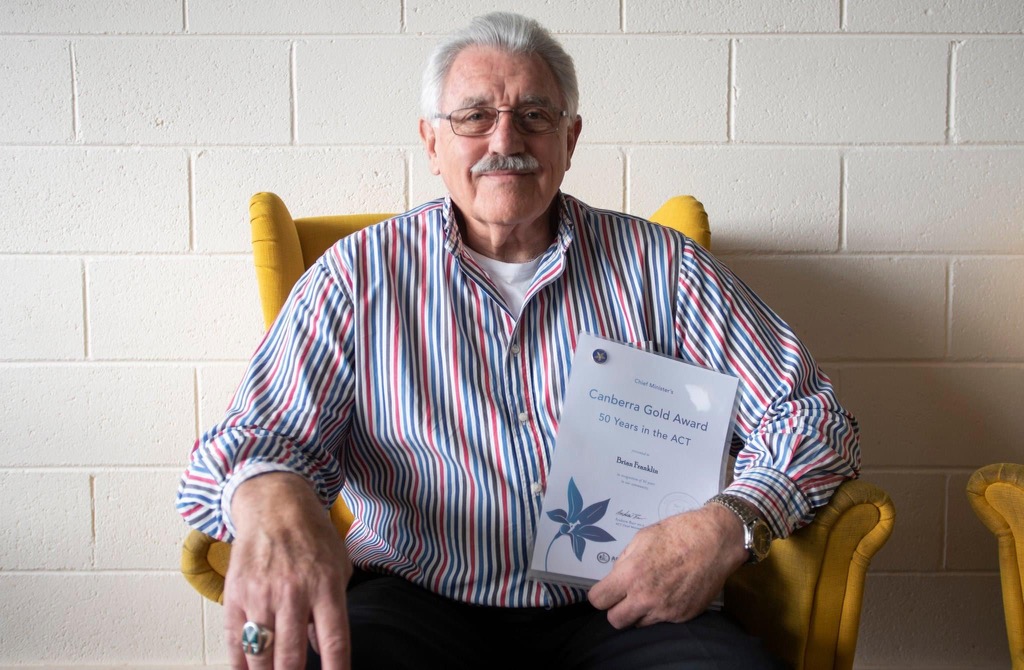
707;493;758;525
706;493;772;564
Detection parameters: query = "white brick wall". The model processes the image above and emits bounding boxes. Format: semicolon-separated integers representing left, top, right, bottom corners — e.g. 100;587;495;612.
631;147;842;251
0;40;72;142
1;1;1020;667
957;40;1024;142
1;148;189;253
735;38;949;143
76;39;292;145
569;36;729;142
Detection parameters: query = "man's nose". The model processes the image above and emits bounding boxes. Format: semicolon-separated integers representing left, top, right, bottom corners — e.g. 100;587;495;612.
488;110;526;154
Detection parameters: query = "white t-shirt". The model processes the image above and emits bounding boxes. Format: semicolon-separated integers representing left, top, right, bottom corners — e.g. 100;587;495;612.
464;248;542;317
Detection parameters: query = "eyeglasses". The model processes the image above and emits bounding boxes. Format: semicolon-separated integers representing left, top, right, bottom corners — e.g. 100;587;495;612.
437;106;568;137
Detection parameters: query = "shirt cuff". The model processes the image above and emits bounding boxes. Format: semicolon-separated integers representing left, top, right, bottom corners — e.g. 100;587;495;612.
724;466;812;539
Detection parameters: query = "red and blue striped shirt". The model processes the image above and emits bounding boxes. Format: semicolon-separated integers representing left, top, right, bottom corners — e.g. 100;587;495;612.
177;193;860;608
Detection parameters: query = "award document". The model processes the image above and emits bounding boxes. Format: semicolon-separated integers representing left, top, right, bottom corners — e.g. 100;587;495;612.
528;332;740;588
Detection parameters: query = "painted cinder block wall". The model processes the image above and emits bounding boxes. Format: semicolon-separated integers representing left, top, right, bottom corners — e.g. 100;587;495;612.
1;1;1021;667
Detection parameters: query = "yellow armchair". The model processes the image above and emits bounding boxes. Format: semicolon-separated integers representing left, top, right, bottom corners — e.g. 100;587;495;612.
181;191;894;670
968;463;1024;669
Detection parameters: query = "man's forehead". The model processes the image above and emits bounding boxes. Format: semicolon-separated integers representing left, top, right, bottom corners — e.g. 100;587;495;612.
455;93;557;109
442;47;562;107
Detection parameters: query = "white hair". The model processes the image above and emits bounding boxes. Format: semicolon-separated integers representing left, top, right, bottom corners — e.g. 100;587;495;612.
420;12;579;120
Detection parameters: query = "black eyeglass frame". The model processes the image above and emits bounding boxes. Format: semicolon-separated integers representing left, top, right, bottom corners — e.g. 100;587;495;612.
435;106;569;137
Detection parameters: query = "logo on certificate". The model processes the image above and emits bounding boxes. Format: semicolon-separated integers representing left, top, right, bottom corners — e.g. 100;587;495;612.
659;492;699;520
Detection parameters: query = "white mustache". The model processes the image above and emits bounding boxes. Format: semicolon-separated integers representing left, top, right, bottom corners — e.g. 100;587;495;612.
470;154;540;174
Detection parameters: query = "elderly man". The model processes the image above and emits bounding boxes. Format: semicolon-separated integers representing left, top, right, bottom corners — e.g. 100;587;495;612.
178;12;858;669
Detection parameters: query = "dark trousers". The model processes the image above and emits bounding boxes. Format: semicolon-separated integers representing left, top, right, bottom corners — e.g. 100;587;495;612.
307;569;784;669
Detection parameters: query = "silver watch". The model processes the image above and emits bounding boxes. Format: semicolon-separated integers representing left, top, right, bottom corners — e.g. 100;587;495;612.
707;493;773;564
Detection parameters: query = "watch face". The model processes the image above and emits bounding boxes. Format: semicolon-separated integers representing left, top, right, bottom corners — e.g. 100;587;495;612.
752;523;772;558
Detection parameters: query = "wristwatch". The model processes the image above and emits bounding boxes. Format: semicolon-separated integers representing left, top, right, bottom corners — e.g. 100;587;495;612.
706;493;773;564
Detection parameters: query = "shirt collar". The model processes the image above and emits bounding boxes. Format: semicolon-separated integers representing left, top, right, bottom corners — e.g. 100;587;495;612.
439;192;579;259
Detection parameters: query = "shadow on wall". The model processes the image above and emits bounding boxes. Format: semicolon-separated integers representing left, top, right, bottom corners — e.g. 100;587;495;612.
715;234;1018;667
715;242;1021;471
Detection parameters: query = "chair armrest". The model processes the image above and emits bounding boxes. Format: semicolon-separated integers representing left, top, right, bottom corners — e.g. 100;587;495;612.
181;529;232;604
967;463;1024;668
723;479;895;670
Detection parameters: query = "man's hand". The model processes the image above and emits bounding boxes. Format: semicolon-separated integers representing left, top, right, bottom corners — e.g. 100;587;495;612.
224;472;352;669
587;504;749;628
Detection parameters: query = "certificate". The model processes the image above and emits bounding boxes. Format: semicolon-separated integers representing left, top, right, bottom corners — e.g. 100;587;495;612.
528;332;740;588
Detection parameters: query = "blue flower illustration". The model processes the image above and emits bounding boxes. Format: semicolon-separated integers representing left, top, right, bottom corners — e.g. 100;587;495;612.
544;477;616;570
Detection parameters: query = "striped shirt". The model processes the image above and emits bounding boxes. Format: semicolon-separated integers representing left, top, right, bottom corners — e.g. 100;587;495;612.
177;193;860;608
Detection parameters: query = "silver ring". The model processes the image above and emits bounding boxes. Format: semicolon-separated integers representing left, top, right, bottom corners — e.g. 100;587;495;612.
241;620;273;656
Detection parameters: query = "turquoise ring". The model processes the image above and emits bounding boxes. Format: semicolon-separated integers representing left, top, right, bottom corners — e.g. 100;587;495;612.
241;621;273;656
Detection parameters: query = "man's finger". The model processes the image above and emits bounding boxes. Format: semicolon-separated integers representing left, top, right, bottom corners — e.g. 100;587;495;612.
274;598;312;670
605;597;644;630
588;569;626;611
223;603;249;670
312;597;352;670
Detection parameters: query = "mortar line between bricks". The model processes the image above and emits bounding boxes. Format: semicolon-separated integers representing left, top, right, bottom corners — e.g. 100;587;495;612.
89;474;97;567
5;31;1024;38
404;150;412;211
81;259;91;359
193;367;202;444
838;153;848;251
942;472;951;570
5;141;1024;149
946;40;963;144
289;42;298;144
0;359;253;367
0;466;186;473
622;149;631;212
619;148;627;213
727;39;736;142
816;360;1024;368
945;260;955;356
69;42;80;141
182;0;189;32
0;568;183;575
187;151;196;251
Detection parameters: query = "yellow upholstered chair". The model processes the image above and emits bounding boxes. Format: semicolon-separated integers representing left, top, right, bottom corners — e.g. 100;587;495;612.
967;463;1024;669
181;191;894;670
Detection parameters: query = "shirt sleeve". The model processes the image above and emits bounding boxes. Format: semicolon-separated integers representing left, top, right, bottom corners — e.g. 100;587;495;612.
175;261;356;542
675;242;861;538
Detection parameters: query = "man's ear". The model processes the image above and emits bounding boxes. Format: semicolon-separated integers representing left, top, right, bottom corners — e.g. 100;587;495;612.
565;114;583;171
419;118;442;176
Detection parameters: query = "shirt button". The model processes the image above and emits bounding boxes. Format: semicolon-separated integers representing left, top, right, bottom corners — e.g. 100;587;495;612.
518;411;529;423
531;482;544;495
510;343;521;355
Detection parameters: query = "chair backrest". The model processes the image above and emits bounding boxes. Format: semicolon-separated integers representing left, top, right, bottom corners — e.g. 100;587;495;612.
249;191;711;329
249;192;394;329
968;463;1024;669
